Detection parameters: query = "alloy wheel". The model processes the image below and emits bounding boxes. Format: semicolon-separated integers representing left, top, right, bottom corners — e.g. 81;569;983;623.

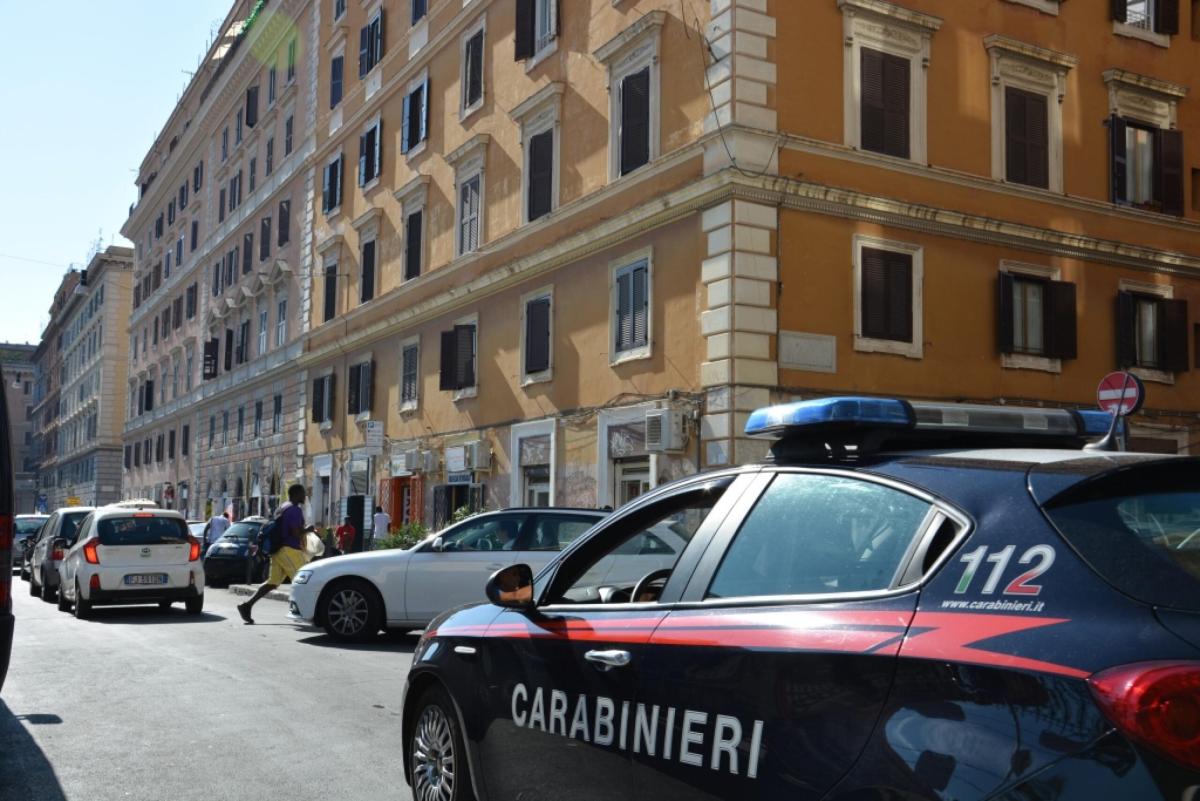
326;587;368;636
411;704;456;801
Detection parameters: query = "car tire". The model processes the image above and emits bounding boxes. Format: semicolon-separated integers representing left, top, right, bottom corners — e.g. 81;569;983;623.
40;572;56;603
185;595;203;616
159;601;173;610
73;582;92;620
57;588;70;613
29;571;38;596
407;685;476;801
319;579;383;643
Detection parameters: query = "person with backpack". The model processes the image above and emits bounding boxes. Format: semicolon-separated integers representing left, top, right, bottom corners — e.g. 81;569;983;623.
237;483;308;625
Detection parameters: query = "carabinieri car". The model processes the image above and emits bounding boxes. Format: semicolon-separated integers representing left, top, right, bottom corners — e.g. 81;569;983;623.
401;397;1200;801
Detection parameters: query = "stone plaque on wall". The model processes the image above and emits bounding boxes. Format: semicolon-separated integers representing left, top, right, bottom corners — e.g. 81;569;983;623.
608;422;647;459
519;434;551;467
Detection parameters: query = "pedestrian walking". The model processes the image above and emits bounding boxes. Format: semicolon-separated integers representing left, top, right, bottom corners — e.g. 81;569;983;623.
370;505;390;550
206;511;231;548
236;484;308;625
335;516;357;554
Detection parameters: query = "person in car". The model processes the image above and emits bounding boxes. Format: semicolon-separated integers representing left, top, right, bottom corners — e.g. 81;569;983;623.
236;484;308;624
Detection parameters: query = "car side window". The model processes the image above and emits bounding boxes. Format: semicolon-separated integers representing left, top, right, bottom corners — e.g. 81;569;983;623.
74;516;93;545
39;515;58;544
545;483;730;605
441;516;524;552
60;514;84;545
707;473;931;599
515;516;599;552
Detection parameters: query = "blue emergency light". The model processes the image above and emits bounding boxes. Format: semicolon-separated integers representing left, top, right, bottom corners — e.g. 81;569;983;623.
745;396;1115;456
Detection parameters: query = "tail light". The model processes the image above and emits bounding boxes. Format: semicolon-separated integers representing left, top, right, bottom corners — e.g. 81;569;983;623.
188;536;201;562
90;574;100;590
51;547;64;561
1089;661;1200;771
0;514;11;550
83;539;100;565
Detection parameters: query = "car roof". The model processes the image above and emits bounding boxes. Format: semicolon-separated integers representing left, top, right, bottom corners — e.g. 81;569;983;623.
52;507;96;515
16;514;47;519
91;506;184;520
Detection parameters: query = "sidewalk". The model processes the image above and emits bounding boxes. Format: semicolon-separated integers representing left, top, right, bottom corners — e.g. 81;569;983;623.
226;584;290;602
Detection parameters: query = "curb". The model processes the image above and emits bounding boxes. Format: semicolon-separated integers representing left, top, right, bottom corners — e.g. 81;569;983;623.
228;584;290;602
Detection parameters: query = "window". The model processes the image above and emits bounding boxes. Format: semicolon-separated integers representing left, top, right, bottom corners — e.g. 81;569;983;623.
168;199;176;225
260;217;272;261
258;305;268;355
360;238;376;303
235;108;244;144
523;293;552;380
457;173;481;255
330;54;344;108
404;209;423;280
168;429;176;460
708;473;932;599
287;37;297;82
1113;0;1179;37
853;237;922;358
254;399;263;438
268;65;277;105
182;424;190;457
246;86;258;129
401;76;430;154
278;200;290;246
221;127;229;161
439;323;477;392
412;0;427;24
618;68;651;175
514;87;560;221
276;297;288;346
612;258;649;358
243;232;254;275
334;0;346;20
859;48;909;159
222;410;229;445
203;338;219;380
190;220;199;252
322;155;344;213
284;115;294;155
323;263;338;322
218;189;226;223
1117;288;1189;374
400;340;419;409
237;406;245;442
273;394;283;434
359;11;384;77
249;157;257;193
185;345;194;390
348;360;374;415
265;137;275;175
462;25;484;115
1111;119;1184;214
237;319;250;364
208;415;215;449
359;119;382;186
193;160;204;192
997;267;1077;362
1004;93;1048;187
514;0;557;62
311;374;336;425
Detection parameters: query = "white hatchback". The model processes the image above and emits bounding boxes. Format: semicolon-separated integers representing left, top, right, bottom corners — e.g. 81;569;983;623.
56;505;204;618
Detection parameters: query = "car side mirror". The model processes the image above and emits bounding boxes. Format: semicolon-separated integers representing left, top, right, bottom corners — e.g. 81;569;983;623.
486;563;535;610
52;538;68;550
431;536;445;552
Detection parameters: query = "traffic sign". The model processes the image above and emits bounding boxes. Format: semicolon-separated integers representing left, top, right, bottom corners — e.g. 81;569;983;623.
364;420;384;455
1096;371;1144;417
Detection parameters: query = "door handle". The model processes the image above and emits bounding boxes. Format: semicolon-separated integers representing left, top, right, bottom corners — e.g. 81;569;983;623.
584;650;632;671
485;563;504;571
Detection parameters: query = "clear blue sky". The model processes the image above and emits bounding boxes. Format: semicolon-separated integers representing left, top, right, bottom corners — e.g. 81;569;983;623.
0;1;234;345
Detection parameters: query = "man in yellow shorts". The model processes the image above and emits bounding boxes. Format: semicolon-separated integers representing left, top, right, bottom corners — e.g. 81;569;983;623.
237;483;308;624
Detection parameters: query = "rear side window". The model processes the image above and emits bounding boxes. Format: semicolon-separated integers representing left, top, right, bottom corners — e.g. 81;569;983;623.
60;513;91;545
98;516;189;547
708;473;932;599
1044;460;1200;610
519;516;600;551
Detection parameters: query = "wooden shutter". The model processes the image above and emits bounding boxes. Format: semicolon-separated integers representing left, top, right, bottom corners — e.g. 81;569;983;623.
528;130;553;221
311;378;324;423
279;200;290;246
243;233;253;274
366;360;376;413
515;0;535;60
1044;280;1078;360
375;9;385;62
419;78;430;142
261;217;271;261
456;325;476;388
224;329;234;371
882;53;910;159
1110;116;1128;204
330;56;343;109
321;162;331;211
327;374;337;420
1116;291;1136;368
1156;0;1180;35
358;132;368;185
402;346;418;401
145;381;154;412
324;265;337;322
1161;298;1189;372
616;270;632;350
240;320;250;362
359;24;370;77
405;211;422;279
1111;0;1128;21
361;240;376;302
1158;128;1184;217
466;32;483;107
333;156;342;207
373;121;382;181
412;0;427;24
1006;88;1049;188
632;265;648;347
182;425;190;456
860;248;889;340
401;91;412;154
246;86;258;128
348;364;361;414
887;252;913;343
996;272;1015;354
860;49;885;154
525;297;551;373
440;330;458;390
620;68;651;175
168;430;176;459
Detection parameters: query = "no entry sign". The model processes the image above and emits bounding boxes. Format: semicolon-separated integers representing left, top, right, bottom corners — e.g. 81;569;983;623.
1096;371;1145;417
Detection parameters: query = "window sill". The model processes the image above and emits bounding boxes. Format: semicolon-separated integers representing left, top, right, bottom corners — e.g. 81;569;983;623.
1130;366;1175;385
399;401;418;414
453;387;478;402
319;421;334;433
460;101;484;125
324;204;344;221
405;141;428;161
610;348;651;367
522;371;553;387
1003;0;1059;14
361;176;382;196
1112;22;1170;48
355;411;372;424
1001;353;1062;374
853;336;923;360
525;39;558;74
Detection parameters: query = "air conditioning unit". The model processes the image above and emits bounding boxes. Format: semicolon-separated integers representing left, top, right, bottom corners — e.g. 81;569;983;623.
645;409;686;453
421;450;440;474
466;440;492;470
402;449;421;472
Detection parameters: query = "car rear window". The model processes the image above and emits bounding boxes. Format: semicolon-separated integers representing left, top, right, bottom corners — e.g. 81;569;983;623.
1043;460;1200;610
218;523;261;543
14;519;44;537
98;516;189;547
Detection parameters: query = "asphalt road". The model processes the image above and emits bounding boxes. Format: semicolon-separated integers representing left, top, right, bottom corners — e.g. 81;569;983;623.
2;576;417;801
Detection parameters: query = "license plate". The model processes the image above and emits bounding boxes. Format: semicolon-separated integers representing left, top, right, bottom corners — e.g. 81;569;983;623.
124;573;168;586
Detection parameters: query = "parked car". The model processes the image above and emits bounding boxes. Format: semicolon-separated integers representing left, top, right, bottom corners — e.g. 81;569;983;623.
56;505;203;618
0;378;12;693
14;514;47;578
29;507;96;602
203;518;268;587
289;508;608;642
186;521;207;551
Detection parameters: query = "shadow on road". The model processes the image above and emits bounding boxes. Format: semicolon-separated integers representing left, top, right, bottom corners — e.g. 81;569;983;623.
81;607;226;625
297;630;419;653
0;699;68;801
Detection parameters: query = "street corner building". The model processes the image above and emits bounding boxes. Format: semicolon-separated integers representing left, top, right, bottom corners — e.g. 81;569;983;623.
113;0;1200;523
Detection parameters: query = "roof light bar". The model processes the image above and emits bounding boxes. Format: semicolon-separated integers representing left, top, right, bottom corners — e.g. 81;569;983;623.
743;397;913;439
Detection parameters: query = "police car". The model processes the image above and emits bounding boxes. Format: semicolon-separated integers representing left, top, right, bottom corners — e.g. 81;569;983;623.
400;397;1200;801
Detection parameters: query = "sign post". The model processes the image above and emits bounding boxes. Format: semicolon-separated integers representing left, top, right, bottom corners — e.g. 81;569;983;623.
364;421;384;456
1088;371;1145;451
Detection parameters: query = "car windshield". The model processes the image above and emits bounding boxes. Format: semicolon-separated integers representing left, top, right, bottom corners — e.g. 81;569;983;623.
14;519;44;537
97;516;189;547
1045;460;1200;610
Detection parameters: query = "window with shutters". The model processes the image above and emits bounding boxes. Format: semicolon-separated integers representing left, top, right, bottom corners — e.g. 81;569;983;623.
221;127;229;162
323;261;338;322
401;73;430;156
312;374;336;427
359;10;384;77
330;54;344;109
237;406;245;443
842;3;936;164
260;217;272;261
287;37;297;82
322;154;344;214
334;0;346;21
278;200;291;246
191;219;199;252
412;0;427;24
404;209;423;280
208;415;215;449
1105;72;1186;215
218;189;226;223
358;118;382;187
611;254;652;362
360;238;376;303
249;157;257;193
347;360;375;417
997;262;1076;373
236;109;244;145
439;318;478;397
457;170;483;256
1113;0;1179;43
181;424;190;457
273;394;283;434
853;236;923;359
268;64;278;105
276;295;288;346
596;19;661;181
243;233;254;276
265;137;275;175
461;21;485;118
1116;281;1189;381
285;114;294;155
400;337;420;410
254;399;264;438
514;0;558;65
246;86;259;129
258;304;269;356
522;290;553;384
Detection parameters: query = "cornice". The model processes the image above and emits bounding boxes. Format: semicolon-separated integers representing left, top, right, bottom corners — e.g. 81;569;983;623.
983;34;1077;70
1102;68;1189;99
837;0;943;31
